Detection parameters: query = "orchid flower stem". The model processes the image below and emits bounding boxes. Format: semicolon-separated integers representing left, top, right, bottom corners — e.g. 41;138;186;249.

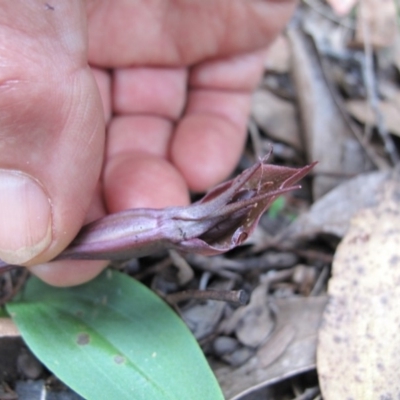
165;289;249;306
0;155;316;273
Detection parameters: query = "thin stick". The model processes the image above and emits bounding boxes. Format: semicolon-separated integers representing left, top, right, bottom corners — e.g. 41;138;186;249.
310;265;330;296
248;118;265;160
166;289;249;306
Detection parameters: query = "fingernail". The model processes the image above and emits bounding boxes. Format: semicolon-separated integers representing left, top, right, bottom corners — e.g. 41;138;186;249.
0;170;52;264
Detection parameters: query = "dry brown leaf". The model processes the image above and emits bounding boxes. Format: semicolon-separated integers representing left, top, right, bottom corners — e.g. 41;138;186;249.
257;323;295;369
234;283;275;348
317;170;400;399
346;98;400;137
182;299;227;340
288;28;371;199
251;89;302;151
355;0;397;49
286;169;390;240
181;280;233;340
212;296;327;400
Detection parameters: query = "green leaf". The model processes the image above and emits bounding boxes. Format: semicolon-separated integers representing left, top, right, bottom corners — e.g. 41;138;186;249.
6;270;224;400
267;196;286;219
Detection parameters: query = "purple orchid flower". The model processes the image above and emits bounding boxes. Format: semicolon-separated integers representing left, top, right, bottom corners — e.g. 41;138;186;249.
0;156;315;271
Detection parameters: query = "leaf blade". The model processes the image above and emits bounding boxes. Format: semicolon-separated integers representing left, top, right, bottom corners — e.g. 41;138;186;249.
7;270;223;400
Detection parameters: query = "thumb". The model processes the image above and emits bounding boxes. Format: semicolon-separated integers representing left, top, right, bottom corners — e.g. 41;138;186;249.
0;1;104;266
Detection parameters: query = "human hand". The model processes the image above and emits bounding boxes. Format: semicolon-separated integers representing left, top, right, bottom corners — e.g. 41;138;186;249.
0;0;296;286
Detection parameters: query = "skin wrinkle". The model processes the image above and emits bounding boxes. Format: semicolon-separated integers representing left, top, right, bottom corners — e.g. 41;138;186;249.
55;108;103;218
54;83;98;170
92;69;112;122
